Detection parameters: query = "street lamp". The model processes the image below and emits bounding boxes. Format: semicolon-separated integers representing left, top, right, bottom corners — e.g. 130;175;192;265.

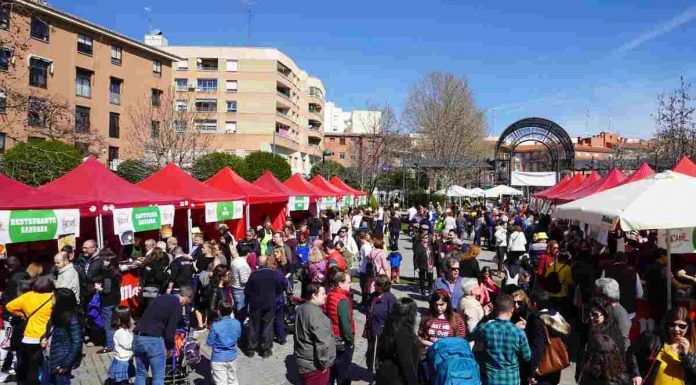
321;149;334;178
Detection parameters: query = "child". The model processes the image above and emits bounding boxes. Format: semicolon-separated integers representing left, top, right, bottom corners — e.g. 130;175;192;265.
207;300;242;385
106;306;134;385
387;244;402;284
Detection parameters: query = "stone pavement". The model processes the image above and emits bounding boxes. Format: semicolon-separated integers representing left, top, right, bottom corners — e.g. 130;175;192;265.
8;232;576;385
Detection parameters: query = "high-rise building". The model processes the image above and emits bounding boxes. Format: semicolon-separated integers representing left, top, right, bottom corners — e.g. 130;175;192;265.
157;44;326;176
0;0;179;168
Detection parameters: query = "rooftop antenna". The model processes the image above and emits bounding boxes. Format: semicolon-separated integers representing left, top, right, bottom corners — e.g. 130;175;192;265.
241;0;255;43
144;6;153;33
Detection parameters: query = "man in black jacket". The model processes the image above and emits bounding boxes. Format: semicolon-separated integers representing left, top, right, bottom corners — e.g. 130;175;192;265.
243;254;284;358
166;249;195;294
237;229;261;258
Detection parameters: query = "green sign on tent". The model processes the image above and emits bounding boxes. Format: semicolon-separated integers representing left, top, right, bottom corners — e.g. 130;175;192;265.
0;209;80;244
205;201;244;222
113;205;175;235
288;196;310;212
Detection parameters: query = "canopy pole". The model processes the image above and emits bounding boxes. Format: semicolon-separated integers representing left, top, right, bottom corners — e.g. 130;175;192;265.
96;214;104;249
666;229;672;310
187;208;192;252
245;204;250;231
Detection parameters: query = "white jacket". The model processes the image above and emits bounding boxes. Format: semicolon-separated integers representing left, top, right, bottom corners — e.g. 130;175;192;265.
507;231;527;252
494;226;507;247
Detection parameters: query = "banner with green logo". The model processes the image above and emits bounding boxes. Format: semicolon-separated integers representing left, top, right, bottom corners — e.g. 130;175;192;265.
320;197;337;210
0;209;80;244
205;201;244;222
658;228;696;254
341;195;355;208
113;205;175;235
288;196;310;212
357;195;368;206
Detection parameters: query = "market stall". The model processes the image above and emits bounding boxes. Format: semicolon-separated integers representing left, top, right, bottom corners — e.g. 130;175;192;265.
672;155;696;177
254;172;315;225
310;174;347;211
205;167;288;230
483;185;523;198
329;176;369;206
534;175;571;200
555;169;627;204
619;162;654;186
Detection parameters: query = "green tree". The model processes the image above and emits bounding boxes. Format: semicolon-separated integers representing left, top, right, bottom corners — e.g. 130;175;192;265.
191;152;245;181
242;151;292;181
310;160;346;180
0;140;82;186
116;159;156;183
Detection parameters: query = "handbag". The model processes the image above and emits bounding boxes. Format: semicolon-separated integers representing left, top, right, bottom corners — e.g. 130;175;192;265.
537;323;570;375
0;326;12;350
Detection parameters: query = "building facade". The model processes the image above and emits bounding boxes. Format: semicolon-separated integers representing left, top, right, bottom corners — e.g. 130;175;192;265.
156;45;326;175
0;0;178;167
323;101;351;133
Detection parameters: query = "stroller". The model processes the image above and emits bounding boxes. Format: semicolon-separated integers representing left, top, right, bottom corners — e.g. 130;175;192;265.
164;328;200;385
283;292;306;334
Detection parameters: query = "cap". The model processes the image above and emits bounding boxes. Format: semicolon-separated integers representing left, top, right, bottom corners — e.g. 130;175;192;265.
534;232;549;241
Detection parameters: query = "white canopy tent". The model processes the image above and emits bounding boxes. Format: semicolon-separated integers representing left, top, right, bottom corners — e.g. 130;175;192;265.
436;185;472;197
484;185;524;198
553;171;696;308
470;188;485;198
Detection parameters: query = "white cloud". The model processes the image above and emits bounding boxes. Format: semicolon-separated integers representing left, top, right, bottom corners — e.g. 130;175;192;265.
613;6;696;55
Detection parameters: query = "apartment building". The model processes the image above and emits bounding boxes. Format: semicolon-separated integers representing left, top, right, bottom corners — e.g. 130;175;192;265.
156;44;326;176
0;0;179;167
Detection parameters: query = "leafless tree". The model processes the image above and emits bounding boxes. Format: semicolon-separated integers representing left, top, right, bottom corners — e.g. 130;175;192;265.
402;71;488;188
124;87;213;168
653;76;696;165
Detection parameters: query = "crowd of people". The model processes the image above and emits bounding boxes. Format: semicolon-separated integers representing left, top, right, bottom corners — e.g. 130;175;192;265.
0;200;695;385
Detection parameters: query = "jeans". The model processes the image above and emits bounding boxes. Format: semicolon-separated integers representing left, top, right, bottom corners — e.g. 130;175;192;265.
330;344;354;385
359;273;368;306
17;342;42;385
100;305;115;349
246;307;274;355
418;270;433;294
232;288;247;323
133;336;166;385
211;360;239;385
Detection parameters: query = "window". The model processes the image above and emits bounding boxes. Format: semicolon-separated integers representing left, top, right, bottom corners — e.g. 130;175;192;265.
226;101;237;112
175;78;188;91
0;89;5;113
174;120;187;133
29;57;49;88
329;137;335;142
196;78;217;92
109;112;120;138
0;48;12;71
108;146;119;164
339;152;345;159
0;4;9;30
224;121;237;134
225;80;237;92
197;58;218;71
339;137;346;145
225;59;238;72
176;60;188;71
27;97;46;126
175;100;187;112
151;121;160;138
0;133;5;153
152;60;162;77
151;89;162;107
195;119;217;132
195;99;217;112
75;68;91;98
30;17;49;42
74;106;90;133
77;34;93;55
111;46;122;65
109;77;122;105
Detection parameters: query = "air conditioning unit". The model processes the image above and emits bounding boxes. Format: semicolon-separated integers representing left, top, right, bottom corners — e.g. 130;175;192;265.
187;83;195;90
225;129;236;134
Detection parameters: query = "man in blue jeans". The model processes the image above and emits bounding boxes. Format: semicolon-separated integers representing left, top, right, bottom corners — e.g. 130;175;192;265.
133;286;193;385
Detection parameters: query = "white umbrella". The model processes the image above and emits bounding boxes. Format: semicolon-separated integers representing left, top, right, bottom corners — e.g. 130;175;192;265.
470;188;485;198
484;185;523;198
554;171;696;309
436;185;472;197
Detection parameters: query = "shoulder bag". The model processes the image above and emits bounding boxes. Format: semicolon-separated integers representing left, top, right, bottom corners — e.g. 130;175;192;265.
9;295;53;350
538;323;570;375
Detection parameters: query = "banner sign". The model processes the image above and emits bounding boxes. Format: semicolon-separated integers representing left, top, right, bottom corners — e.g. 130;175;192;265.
357;195;368;206
204;201;244;222
341;195;354;208
113;205;175;234
511;171;556;187
658;228;696;254
0;209;80;244
320;197;337;210
288;196;310;212
119;269;140;313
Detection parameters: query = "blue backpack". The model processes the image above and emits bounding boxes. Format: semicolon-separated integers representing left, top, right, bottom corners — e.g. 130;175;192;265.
427;337;481;385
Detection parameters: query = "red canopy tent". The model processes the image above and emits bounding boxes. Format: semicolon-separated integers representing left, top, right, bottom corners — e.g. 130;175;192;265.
138;163;247;241
552;171;601;203
205;167;288;230
672;156;696;177
282;174;323;202
619;162;655;186
555;169;627;204
544;174;586;201
329;176;365;196
0;173;97;210
255;172;314;224
310;174;345;197
534;176;571;199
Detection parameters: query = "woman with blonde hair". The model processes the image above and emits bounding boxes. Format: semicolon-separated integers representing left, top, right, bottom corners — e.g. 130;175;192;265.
203;240;227;269
459;244;481;279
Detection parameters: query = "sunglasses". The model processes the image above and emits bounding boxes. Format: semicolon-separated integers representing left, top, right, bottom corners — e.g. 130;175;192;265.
670;322;689;330
449;267;459;271
589;312;603;319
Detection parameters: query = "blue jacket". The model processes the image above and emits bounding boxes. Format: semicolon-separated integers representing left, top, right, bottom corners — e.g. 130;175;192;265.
206;316;241;362
369;291;397;338
432;276;464;311
387;252;402;268
244;267;284;311
46;316;83;371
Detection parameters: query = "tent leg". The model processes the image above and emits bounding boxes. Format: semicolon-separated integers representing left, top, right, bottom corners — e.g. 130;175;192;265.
96;214;104;249
245;204;250;231
667;229;672;310
187;208;192;253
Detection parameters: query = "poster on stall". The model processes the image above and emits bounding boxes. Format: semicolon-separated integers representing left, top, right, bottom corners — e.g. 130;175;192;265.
113;205;175;235
288;196;310;212
658;228;696;254
321;197;337;210
341;195;354;208
357;195;368;206
204;201;244;223
0;209;80;244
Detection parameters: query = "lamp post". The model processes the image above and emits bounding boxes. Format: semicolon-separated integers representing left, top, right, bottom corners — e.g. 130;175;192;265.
321;149;334;178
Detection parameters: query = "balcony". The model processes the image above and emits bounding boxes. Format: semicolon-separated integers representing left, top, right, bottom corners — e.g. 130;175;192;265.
275;122;298;143
277;61;292;78
276;111;295;127
307;128;322;139
308;118;322;132
196;58;218;71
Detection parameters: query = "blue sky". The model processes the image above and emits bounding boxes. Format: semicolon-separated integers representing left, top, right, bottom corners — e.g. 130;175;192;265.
55;0;696;138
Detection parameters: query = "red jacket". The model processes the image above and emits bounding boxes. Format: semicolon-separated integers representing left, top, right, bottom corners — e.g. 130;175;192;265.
325;287;355;338
327;250;347;271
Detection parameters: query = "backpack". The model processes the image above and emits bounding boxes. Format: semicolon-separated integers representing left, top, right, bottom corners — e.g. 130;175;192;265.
427;337;481;385
543;264;567;294
309;261;326;283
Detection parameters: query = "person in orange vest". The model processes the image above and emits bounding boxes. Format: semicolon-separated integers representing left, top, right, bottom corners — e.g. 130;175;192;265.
327;241;348;272
325;271;355;385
